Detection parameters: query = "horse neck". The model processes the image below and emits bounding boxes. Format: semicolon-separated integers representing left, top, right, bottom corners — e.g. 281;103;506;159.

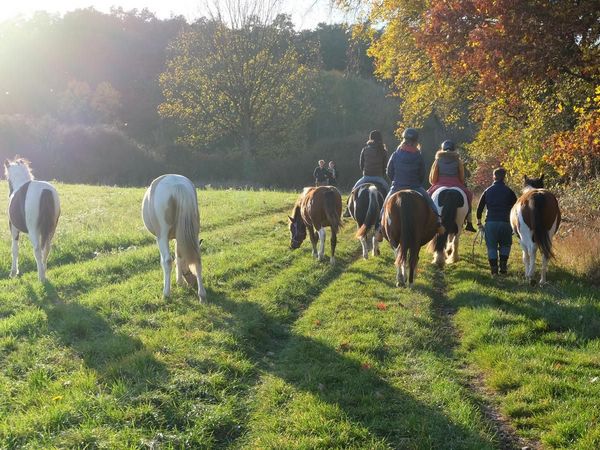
9;167;33;192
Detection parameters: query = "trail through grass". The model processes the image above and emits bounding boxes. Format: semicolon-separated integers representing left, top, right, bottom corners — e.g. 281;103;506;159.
0;183;598;448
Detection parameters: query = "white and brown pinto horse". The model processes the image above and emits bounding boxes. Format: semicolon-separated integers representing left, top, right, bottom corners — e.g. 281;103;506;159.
430;187;469;266
289;186;342;264
4;157;60;282
142;174;207;301
347;183;385;259
510;175;561;285
382;190;439;287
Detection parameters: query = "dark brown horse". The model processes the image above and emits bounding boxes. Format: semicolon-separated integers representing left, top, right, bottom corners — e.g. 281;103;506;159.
510;175;561;285
381;190;439;287
289;186;342;264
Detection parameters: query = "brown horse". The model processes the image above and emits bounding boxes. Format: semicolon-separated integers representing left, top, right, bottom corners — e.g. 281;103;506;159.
381;190;439;287
289;186;342;264
510;175;561;285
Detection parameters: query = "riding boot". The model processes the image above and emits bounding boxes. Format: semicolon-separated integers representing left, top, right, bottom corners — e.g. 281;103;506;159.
464;207;476;232
499;255;509;275
488;258;499;276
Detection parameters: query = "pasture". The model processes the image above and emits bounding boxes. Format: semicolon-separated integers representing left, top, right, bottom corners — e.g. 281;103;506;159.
0;184;598;449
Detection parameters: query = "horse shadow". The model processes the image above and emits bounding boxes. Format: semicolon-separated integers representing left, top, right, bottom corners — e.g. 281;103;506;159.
447;263;600;344
23;281;168;390
207;286;497;449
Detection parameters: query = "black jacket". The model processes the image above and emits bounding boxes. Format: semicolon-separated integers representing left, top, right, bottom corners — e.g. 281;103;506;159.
477;181;517;223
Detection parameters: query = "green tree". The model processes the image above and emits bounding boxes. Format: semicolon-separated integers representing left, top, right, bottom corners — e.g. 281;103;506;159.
158;10;317;163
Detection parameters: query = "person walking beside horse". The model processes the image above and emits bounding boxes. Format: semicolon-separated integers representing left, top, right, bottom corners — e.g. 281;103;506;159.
428;140;476;232
313;160;330;187
476;168;518;276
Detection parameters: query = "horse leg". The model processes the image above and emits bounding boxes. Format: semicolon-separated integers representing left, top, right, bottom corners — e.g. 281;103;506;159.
451;234;460;263
360;235;369;259
318;227;326;261
408;254;418;288
30;233;45;283
528;245;537;286
9;225;19;278
395;247;406;287
157;235;172;297
330;230;337;265
195;255;207;303
372;233;380;257
540;254;549;285
307;225;318;258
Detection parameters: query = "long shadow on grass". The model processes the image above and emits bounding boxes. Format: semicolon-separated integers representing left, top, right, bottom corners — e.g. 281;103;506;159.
208;283;496;448
24;281;168;393
448;263;600;343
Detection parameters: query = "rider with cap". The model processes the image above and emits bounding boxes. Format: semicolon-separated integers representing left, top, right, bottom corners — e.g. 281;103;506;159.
376;128;442;237
428;140;476;232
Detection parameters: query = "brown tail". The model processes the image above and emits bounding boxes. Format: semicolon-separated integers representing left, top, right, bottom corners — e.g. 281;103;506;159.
324;189;342;234
530;193;554;259
394;194;420;284
39;189;58;249
173;185;202;275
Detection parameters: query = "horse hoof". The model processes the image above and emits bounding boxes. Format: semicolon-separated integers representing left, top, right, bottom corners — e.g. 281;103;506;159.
363;254;369;260
396;281;405;288
374;249;380;256
529;279;537;287
9;270;18;278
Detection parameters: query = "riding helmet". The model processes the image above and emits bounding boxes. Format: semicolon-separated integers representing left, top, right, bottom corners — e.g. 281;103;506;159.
402;128;419;142
441;140;456;151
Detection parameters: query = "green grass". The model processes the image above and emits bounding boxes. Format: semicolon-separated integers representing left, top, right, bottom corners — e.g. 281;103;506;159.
0;183;598;448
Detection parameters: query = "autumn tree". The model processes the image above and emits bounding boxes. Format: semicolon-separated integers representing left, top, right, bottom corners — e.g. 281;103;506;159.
158;2;317;164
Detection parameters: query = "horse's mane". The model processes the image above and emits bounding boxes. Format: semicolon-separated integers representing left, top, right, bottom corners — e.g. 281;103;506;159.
5;156;34;180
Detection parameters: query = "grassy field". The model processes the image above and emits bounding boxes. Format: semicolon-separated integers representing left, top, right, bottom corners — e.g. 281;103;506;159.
0;184;598;449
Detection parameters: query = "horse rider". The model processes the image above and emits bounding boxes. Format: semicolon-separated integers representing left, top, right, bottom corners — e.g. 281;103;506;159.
376;128;443;239
313;160;330;187
351;130;390;195
476;167;518;275
428;140;477;232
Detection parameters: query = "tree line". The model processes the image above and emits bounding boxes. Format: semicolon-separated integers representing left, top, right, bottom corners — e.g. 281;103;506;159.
0;7;399;188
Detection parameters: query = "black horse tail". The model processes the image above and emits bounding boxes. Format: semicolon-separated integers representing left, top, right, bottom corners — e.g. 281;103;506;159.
394;194;419;283
530;193;554;259
356;185;380;238
324;189;342;235
430;189;461;254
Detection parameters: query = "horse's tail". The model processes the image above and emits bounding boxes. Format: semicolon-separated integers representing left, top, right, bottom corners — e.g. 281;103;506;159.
173;184;201;275
430;189;460;254
394;194;418;275
530;192;554;259
324;189;342;234
356;185;380;239
39;189;58;249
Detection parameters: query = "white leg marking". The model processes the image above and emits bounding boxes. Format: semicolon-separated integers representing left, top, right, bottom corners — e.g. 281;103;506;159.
372;234;379;257
318;228;326;261
360;236;369;259
10;226;19;278
157;236;172;297
30;234;45;282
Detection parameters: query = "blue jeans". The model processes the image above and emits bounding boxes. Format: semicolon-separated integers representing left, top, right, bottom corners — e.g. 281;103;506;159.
352;176;389;194
484;221;512;259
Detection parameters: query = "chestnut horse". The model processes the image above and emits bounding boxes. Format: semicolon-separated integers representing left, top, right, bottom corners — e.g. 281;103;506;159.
289;186;342;264
382;190;439;287
5;157;60;282
142;174;207;302
510;175;561;285
347;183;385;259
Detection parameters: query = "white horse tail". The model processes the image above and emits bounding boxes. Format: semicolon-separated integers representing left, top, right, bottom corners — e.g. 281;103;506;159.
39;189;58;249
356;185;380;239
172;184;201;275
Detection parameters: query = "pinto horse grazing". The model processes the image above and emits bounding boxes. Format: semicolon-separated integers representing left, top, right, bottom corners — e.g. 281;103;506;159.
4;158;60;282
347;183;385;259
289;186;342;264
510;175;561;285
430;187;469;266
382;190;439;287
142;174;207;302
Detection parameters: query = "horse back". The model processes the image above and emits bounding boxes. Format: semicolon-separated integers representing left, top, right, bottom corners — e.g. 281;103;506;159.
513;189;561;234
383;190;437;246
300;186;342;230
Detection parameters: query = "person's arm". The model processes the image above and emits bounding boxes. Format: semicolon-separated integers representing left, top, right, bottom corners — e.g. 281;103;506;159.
458;160;465;184
313;167;319;180
429;160;439;185
476;191;487;224
382;149;389;176
386;153;395;181
509;189;517;207
360;149;365;172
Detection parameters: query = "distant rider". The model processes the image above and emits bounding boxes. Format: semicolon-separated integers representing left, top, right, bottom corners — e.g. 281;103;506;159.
313;160;330;187
428;140;476;232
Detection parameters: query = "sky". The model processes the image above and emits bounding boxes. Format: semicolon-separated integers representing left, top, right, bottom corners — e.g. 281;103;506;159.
0;0;352;29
